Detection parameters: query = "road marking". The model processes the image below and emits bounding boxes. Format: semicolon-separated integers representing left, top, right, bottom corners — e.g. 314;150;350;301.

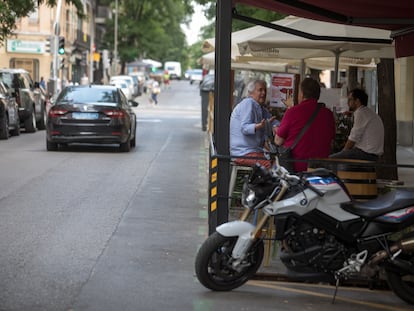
136;119;162;122
248;280;411;310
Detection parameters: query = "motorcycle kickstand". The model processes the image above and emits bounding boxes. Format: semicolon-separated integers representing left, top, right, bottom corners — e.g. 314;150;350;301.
332;275;341;304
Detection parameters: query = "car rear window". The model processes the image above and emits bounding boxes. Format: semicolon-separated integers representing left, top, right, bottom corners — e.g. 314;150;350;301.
58;87;119;105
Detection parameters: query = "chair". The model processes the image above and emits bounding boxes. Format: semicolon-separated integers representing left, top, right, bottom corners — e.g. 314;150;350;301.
228;162;253;209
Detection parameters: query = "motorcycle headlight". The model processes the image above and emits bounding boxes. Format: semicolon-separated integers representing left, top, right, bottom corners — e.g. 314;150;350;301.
241;188;258;208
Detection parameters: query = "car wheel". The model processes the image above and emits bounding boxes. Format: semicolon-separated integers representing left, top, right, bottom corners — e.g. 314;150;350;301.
130;135;136;148
46;140;59;151
36;104;46;130
24;110;37;133
120;139;131;152
10;122;20;136
0;112;9;140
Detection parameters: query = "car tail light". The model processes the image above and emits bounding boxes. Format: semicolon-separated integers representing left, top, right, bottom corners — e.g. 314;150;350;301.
48;108;68;117
104;109;125;118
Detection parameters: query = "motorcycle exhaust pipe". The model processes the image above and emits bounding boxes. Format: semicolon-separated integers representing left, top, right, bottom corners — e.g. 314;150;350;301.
369;236;414;266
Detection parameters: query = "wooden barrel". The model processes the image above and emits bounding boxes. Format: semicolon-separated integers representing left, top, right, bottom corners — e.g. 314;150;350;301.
308;158;377;200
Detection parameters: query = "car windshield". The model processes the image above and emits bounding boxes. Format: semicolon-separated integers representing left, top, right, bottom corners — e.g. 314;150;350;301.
57;87;119;105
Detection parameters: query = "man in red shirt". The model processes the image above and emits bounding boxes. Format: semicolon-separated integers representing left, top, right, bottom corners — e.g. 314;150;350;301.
274;78;336;172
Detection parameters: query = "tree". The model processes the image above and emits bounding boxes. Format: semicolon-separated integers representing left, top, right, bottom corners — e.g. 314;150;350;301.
101;0;194;71
0;0;84;46
194;0;285;35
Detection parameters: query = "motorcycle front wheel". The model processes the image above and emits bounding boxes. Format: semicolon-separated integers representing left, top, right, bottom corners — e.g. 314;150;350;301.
195;232;264;291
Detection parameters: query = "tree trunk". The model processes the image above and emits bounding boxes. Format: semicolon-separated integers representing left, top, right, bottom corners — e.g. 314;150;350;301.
376;58;398;180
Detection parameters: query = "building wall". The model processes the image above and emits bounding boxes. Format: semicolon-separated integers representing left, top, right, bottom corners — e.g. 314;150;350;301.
0;2;92;87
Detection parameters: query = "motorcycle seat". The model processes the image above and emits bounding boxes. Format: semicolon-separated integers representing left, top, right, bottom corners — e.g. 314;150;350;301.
341;188;414;219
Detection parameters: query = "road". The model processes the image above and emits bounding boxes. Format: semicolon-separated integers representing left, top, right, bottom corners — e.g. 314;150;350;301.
0;80;411;311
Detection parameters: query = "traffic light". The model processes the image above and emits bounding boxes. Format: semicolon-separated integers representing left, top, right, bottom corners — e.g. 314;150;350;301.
58;36;65;55
45;36;52;53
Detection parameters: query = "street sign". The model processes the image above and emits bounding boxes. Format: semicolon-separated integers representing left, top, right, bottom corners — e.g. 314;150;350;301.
7;39;45;54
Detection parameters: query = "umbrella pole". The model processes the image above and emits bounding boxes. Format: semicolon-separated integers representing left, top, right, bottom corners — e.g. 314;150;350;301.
334;49;340;87
300;59;306;80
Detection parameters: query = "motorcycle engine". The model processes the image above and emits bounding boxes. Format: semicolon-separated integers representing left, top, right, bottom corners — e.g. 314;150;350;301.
280;221;349;274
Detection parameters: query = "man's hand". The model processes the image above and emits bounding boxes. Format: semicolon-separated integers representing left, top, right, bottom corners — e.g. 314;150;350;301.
274;134;284;146
255;119;266;131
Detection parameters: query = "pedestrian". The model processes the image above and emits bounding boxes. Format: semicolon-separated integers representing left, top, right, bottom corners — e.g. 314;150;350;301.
230;79;278;169
151;80;160;105
163;70;170;90
39;76;46;90
274;77;336;172
330;88;384;161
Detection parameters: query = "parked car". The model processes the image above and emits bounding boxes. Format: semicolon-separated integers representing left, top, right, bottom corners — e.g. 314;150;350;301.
0;68;45;132
128;74;140;97
0;81;20;139
129;71;149;95
46;85;138;152
109;75;135;98
189;69;203;85
110;80;132;100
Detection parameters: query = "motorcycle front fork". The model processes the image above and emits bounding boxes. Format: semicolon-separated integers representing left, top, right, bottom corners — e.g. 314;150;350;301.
233;185;288;261
239;207;270;237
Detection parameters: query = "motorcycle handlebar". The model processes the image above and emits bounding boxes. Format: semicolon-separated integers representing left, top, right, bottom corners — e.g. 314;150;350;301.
271;164;324;197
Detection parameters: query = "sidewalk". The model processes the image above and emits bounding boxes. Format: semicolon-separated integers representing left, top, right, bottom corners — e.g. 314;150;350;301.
396;145;414;187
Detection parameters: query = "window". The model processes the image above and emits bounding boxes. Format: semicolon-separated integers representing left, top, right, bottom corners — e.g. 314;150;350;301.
28;1;39;23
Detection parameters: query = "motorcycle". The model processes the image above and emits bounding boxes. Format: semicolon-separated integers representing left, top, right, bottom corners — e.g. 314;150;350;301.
195;155;414;304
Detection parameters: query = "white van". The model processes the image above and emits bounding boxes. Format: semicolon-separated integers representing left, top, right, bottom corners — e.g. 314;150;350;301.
164;61;182;80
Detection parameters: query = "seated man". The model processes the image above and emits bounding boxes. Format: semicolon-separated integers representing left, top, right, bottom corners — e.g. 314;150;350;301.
230;79;277;169
330;88;384;161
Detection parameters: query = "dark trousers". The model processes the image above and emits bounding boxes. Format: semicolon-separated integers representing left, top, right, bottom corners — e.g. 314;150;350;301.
329;147;379;162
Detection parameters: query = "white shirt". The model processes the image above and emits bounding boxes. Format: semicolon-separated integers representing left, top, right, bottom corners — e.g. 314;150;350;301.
348;105;384;155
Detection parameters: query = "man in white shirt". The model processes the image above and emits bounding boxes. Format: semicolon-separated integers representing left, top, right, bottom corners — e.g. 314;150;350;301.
330;88;384;161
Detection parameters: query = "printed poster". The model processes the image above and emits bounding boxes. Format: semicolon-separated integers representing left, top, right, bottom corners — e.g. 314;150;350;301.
270;73;296;108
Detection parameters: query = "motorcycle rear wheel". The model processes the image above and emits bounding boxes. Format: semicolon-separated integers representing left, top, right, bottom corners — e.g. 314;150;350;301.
195;232;264;291
386;241;414;305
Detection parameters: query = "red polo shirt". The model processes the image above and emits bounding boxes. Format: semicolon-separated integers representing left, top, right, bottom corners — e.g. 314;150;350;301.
276;99;336;172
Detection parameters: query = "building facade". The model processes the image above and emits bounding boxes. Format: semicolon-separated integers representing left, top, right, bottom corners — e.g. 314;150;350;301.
0;0;109;88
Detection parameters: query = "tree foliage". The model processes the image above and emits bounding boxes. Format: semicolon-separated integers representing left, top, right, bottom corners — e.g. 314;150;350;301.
194;1;285;37
101;0;194;70
0;0;83;45
190;1;285;66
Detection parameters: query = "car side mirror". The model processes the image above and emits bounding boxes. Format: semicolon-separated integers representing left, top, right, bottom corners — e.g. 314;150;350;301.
34;82;40;88
129;100;139;107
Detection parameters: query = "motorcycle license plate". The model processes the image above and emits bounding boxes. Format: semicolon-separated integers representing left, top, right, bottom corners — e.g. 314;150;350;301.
72;112;99;120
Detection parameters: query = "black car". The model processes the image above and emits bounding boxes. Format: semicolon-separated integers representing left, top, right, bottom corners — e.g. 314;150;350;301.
0;68;45;132
46;85;138;152
0;81;20;139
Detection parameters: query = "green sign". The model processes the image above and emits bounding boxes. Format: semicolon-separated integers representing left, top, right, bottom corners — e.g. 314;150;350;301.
7;39;45;54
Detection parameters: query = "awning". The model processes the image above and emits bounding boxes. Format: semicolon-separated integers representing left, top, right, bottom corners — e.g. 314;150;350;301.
235;0;414;58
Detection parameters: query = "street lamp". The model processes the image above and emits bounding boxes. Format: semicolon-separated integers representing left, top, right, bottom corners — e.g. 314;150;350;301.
50;0;63;96
114;0;118;75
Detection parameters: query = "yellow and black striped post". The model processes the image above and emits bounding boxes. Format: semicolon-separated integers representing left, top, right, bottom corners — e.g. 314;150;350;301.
208;155;219;234
208;153;231;234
